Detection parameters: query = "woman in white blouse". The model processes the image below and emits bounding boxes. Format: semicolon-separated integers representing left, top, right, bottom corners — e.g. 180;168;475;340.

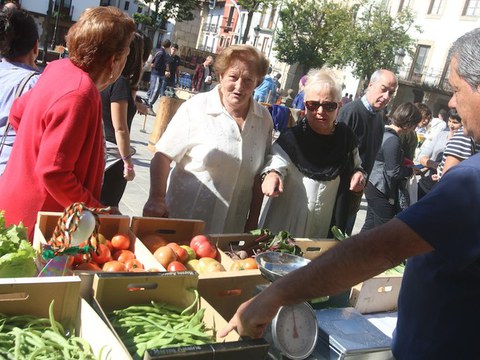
259;68;366;238
143;44;273;234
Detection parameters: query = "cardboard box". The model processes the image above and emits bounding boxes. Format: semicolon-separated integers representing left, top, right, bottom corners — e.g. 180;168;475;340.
92;272;269;360
33;212;163;302
0;276;127;359
130;216;205;244
349;274;403;314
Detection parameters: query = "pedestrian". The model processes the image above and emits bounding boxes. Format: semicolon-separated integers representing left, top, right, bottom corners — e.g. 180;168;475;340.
0;6;135;239
292;75;307;110
191;55;214;93
143;44;273;234
146;39;171;114
220;27;480;360
259;68;366;238
253;66;275;103
165;43;181;95
100;32;150;207
272;73;282;104
341;92;349;106
337;69;398;234
362;102;422;231
0;7;40;175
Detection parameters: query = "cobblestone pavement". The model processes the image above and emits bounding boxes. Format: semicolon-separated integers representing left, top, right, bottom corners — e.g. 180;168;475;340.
119;93;367;235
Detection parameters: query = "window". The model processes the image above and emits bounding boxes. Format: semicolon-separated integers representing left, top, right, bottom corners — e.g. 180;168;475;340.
427;0;442;15
409;45;430;82
124;1;130;11
268;8;276;29
137;6;142;13
398;0;411;12
463;0;480;16
100;0;111;6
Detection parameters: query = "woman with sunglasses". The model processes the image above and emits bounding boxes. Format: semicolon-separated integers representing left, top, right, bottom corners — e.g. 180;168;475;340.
259;68;366;238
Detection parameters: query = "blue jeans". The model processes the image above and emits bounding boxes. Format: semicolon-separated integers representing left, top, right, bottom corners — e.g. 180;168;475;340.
147;73;167;107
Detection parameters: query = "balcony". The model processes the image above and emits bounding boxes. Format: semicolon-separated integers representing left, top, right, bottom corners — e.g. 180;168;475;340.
397;64;452;95
202;23;218;33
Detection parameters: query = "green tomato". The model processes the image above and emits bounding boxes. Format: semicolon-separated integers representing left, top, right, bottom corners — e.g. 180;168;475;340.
180;245;196;261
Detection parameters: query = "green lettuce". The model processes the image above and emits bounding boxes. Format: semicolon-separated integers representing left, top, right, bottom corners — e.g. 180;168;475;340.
0;211;36;277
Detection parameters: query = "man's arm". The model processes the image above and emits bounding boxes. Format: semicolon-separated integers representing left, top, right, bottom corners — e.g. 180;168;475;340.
142;151;172;217
220;218;432;338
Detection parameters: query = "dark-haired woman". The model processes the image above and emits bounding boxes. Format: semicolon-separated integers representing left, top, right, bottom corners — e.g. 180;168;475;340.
0;8;40;175
362;102;422;231
101;32;152;207
259;68;366;238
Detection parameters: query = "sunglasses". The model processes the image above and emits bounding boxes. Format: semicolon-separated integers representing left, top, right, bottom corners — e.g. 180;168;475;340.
304;101;338;112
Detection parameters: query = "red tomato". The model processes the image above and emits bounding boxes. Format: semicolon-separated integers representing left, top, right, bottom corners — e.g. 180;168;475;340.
195;241;218;259
166;242;188;263
111;234;130;250
75;261;102;271
102;260;127;272
125;258;145;271
167;261;187;272
189;235;210;253
113;249;136;263
104;239;114;252
91;244;112;265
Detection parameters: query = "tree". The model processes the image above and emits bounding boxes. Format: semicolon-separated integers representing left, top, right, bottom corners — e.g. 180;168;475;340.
133;0;201;28
274;0;420;78
343;0;420;81
236;0;276;44
274;0;352;73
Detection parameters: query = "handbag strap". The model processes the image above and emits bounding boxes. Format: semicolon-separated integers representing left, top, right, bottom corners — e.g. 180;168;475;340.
0;71;38;156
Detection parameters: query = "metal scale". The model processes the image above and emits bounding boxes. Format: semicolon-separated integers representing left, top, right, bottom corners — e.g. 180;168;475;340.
255;252;393;360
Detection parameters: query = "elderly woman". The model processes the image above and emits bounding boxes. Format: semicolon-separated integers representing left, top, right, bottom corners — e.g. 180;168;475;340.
0;6;135;239
259;68;366;238
143;44;273;234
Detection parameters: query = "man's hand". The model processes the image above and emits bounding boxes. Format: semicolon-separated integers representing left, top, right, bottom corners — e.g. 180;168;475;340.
143;197;169;218
262;172;283;197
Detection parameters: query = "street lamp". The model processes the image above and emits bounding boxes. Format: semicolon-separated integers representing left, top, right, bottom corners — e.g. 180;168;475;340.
253;25;260;46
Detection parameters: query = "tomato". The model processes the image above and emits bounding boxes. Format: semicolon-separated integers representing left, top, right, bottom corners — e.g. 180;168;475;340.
75;261;102;271
102;260;127;272
91;244;112;265
167;261;188;272
189;235;210;253
153;246;177;268
104;239;114;252
125;258;144;271
195;241;218;259
111;234;130;250
230;260;244;271
141;233;170;253
73;252;89;265
166;242;188;263
242;258;258;270
112;249;136;263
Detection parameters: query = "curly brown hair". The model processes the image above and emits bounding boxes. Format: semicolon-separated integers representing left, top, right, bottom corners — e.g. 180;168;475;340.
66;6;135;72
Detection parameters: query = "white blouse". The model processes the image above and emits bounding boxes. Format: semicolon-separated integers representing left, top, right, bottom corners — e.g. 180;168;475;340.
156;86;273;234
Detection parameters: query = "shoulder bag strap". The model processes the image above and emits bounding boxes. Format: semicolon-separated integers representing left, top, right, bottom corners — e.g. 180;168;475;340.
0;71;38;156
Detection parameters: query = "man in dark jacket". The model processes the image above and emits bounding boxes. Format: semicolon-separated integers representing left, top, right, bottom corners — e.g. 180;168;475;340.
146;39;171;111
191;56;213;93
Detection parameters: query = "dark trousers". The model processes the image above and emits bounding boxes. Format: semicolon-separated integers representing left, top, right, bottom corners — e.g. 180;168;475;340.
101;160;127;207
361;182;397;232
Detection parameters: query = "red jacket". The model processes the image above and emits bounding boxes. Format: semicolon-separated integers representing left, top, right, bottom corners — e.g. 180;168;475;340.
0;59;105;240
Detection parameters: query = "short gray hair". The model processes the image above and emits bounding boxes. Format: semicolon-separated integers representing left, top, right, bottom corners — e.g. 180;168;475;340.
449;27;480;91
303;68;342;101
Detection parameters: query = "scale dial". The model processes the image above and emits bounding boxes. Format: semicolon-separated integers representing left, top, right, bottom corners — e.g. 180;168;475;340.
271;302;318;359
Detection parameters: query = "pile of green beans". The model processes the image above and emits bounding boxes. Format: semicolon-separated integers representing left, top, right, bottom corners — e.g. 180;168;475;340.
109;289;215;359
0;300;100;360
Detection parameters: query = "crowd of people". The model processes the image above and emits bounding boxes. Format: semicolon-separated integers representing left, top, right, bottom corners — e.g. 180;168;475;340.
3;3;480;358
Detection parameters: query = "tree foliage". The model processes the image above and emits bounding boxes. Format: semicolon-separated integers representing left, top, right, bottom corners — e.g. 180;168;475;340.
275;0;420;78
134;0;201;27
237;0;277;43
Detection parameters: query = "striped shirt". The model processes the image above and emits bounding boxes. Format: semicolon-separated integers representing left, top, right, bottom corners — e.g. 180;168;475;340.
437;128;480;178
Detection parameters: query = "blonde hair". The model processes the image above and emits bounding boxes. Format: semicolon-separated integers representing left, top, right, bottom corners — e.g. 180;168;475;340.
214;44;269;85
303;68;342;101
66;6;135;72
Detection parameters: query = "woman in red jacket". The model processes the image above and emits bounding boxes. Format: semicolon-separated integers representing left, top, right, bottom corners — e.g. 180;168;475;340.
0;6;135;240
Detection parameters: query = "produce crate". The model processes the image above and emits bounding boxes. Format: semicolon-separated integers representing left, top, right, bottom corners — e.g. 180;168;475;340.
33;211;163;302
130;216;205;244
0;276;127;359
349;274;403;314
92;272;269;360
